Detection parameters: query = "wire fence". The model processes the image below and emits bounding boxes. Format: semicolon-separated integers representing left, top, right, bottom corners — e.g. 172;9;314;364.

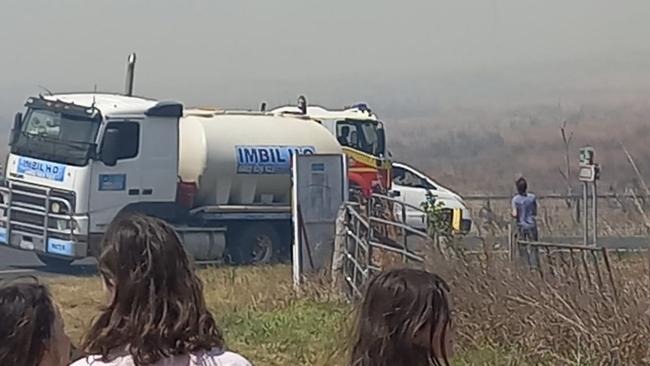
465;192;650;238
513;238;620;299
338;193;648;300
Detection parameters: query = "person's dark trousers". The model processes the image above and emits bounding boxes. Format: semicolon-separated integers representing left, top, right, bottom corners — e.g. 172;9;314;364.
517;227;539;268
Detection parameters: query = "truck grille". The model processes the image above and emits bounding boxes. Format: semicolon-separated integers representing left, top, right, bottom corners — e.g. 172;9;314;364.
13;190;45;208
12;210;45;227
1;181;76;239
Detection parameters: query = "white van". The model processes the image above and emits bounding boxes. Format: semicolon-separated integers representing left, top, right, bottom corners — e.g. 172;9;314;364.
391;162;472;233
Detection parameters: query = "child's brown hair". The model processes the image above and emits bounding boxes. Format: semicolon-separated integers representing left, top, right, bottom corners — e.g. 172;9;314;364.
350;268;452;366
0;278;57;366
82;214;224;365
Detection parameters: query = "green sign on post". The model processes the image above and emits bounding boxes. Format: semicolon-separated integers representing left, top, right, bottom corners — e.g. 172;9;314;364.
579;146;594;167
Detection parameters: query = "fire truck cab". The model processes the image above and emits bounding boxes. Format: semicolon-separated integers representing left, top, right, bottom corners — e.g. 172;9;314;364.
272;101;391;198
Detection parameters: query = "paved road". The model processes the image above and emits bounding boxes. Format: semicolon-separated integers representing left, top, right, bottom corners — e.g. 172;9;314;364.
0;245;97;279
1;236;647;279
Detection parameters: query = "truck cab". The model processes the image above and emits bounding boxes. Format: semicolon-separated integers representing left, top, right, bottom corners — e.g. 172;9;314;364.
1;94;183;265
271;103;391;198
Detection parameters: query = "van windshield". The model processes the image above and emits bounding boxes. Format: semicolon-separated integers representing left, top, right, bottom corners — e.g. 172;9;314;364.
392;166;436;190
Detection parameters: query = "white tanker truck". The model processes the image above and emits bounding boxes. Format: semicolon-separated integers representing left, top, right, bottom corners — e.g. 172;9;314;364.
0;94;342;266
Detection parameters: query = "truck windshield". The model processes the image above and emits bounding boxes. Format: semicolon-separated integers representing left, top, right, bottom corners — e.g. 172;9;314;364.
336;119;385;156
10;108;101;166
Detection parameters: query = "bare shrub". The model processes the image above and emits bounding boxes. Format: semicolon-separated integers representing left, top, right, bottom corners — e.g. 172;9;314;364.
428;255;650;365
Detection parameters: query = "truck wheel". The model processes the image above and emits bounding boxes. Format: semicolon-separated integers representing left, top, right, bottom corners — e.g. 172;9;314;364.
228;223;278;265
36;254;73;268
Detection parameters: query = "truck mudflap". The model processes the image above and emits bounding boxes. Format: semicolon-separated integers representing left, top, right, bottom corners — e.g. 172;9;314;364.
0;181;88;259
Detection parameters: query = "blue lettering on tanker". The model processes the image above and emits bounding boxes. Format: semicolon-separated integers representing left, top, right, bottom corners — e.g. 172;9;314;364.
17;157;66;182
236;145;316;174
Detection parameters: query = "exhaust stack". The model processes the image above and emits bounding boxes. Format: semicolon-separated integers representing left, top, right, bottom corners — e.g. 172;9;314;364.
297;95;307;114
125;53;136;96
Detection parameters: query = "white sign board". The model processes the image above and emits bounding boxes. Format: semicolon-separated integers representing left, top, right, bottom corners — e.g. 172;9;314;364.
579;165;596;182
291;154;347;288
578;164;600;182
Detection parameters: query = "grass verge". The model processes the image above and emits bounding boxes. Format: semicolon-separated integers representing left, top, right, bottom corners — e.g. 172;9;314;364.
49;265;531;365
51;256;650;365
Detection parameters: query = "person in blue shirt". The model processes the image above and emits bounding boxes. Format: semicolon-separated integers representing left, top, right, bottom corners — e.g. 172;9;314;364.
512;177;538;266
511;177;538;241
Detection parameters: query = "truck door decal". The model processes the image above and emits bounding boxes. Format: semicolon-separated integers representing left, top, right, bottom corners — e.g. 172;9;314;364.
17;157;66;182
236;145;315;174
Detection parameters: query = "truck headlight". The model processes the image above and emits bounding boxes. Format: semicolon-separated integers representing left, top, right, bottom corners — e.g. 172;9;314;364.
50;202;69;214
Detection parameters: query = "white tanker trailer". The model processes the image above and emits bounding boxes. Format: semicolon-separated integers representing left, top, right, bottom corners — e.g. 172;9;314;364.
0;96;342;266
179;109;340;206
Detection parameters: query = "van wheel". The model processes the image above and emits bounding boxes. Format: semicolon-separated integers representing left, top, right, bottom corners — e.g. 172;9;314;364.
36;254;73;268
228;223;279;265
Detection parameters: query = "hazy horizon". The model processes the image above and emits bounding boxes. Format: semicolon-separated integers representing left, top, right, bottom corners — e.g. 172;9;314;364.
2;0;650;120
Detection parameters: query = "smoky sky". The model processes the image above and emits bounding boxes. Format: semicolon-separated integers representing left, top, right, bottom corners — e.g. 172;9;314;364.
2;0;650;118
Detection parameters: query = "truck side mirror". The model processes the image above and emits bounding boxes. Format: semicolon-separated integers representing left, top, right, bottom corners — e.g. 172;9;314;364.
377;128;386;156
101;128;120;166
10;112;23;145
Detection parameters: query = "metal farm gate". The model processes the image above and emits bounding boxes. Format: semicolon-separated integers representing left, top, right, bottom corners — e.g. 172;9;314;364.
337;193;445;299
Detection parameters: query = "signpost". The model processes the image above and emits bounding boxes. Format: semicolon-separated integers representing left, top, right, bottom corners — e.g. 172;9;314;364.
578;146;601;246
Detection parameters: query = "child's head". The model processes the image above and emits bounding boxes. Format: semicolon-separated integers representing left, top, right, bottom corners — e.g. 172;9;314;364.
350;268;452;366
0;278;70;366
82;214;223;365
516;177;528;195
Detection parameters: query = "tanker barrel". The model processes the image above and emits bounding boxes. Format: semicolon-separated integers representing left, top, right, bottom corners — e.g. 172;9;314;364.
125;53;136;96
179;113;343;207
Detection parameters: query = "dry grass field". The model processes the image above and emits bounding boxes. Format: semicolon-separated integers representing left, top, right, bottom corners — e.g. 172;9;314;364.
385;100;650;237
49;255;650;366
389;102;650;195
